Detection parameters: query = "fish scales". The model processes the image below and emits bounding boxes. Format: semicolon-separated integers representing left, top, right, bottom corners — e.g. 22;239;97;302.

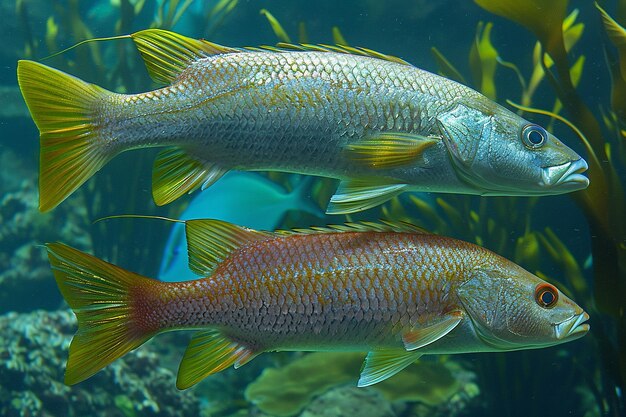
140;232;478;350
18;29;588;212
46;219;589;388
103;51;466;177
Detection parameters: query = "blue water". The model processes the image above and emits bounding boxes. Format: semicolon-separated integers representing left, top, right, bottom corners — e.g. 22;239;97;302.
0;1;623;416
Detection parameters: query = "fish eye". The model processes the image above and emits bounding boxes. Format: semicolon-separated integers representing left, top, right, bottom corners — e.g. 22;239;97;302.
521;124;547;149
535;283;558;308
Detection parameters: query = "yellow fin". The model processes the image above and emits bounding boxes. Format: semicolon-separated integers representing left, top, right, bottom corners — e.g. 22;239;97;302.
277;220;430;235
358;349;422;387
402;311;463;351
327;180;408;215
269;43;410;66
152;148;228;206
130;29;238;84
185;219;271;276
177;330;259;389
46;243;158;385
345;132;439;169
17;60;115;212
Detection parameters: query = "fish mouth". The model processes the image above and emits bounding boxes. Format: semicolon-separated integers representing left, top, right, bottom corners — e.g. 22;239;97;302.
554;311;590;342
541;158;589;191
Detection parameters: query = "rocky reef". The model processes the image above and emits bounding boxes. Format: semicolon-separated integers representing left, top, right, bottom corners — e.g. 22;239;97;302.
0;148;92;314
0;309;200;417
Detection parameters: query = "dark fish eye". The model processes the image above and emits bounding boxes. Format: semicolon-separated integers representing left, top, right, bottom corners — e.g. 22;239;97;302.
521;124;547;149
535;283;558;308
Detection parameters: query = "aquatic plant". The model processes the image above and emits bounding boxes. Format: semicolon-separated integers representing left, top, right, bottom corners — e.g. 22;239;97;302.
244;351;477;417
7;2;621;416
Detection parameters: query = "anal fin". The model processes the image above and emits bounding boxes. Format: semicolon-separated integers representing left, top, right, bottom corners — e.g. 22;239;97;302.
153;148;227;206
177;329;260;389
327;179;407;214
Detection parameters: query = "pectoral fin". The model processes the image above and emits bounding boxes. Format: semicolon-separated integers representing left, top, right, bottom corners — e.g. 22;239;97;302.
177;330;260;389
358;349;422;387
402;311;463;351
152;148;228;206
327;179;408;214
345;132;439;169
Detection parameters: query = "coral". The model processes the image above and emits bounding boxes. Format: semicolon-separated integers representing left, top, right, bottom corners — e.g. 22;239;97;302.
244;352;477;417
0;309;200;417
0;164;92;314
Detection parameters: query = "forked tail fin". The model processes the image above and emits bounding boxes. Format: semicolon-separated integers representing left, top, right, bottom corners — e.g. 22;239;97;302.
17;61;116;212
46;243;161;385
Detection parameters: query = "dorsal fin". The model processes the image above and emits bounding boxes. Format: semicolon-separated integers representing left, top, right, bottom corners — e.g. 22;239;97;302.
130;29;410;84
268;43;411;66
130;29;239;84
185;220;272;276
276;220;431;236
185;219;430;276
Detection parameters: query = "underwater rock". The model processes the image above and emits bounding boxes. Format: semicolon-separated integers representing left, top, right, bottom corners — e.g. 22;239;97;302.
300;386;396;417
0;309;200;417
0;173;92;314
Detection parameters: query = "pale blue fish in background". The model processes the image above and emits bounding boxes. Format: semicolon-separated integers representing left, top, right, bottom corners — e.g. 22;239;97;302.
159;172;324;282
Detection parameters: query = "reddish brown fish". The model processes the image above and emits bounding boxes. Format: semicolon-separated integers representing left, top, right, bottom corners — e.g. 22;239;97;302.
47;220;588;389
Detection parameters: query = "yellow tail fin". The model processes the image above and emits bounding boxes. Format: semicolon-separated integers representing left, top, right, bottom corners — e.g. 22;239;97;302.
17;61;114;212
46;243;160;385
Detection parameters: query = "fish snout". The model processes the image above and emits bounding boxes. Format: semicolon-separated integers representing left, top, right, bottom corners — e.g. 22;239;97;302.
554;311;590;341
540;158;589;191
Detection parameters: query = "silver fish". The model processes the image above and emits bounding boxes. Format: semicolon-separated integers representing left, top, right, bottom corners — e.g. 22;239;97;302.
17;29;589;212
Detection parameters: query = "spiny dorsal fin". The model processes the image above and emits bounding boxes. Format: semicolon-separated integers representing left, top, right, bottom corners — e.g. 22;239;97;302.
131;29;410;84
185;219;430;276
185;220;272;276
276;220;430;235
269;43;411;66
130;29;239;84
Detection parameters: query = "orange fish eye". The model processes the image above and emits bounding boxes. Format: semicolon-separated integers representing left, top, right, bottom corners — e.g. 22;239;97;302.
535;283;558;308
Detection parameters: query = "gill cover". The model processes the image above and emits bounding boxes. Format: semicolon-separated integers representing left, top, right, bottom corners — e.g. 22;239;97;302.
436;103;493;183
455;269;539;350
456;270;504;340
